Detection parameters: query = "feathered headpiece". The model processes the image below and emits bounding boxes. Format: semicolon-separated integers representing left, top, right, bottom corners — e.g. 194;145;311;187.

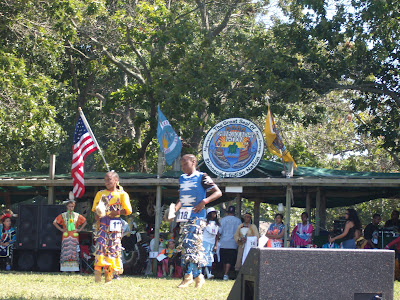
1;213;11;222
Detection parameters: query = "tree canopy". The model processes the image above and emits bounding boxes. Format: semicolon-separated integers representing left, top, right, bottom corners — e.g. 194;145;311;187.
0;0;398;175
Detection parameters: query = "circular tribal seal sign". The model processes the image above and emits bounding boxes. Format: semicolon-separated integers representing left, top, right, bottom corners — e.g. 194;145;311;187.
202;118;265;177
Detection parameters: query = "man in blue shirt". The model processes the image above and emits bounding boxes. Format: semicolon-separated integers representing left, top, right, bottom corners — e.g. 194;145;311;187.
175;154;222;289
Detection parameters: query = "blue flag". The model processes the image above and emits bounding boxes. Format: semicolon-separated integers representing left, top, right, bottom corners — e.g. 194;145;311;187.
157;106;182;165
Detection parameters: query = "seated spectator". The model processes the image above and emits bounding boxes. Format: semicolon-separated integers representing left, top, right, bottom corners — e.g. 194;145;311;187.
291;212;313;248
0;214;16;270
329;208;361;249
384;210;400;231
322;232;341;248
364;214;381;249
265;213;285;248
234;212;259;271
355;228;368;249
157;239;181;278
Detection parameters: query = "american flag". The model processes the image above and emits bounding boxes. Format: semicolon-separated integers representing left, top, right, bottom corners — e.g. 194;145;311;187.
71;117;98;198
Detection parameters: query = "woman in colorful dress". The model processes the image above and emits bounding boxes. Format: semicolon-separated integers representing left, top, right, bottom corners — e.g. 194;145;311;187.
0;214;16;270
234;212;259;270
53;200;87;272
291;212;313;247
265;213;285;248
91;171;132;283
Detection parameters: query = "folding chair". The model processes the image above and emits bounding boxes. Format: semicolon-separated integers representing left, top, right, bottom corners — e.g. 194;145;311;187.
80;244;94;273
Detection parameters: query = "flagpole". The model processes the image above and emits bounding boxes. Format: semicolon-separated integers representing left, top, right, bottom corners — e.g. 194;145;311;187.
78;107;110;171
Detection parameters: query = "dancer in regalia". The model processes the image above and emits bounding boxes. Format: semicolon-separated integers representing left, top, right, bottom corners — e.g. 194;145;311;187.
175;154;222;289
92;171;132;283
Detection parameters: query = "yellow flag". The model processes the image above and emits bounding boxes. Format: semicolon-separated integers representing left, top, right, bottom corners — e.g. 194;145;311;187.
264;105;297;169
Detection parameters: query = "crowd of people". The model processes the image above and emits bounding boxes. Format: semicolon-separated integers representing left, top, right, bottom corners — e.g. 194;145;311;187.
1;160;400;287
148;202;400;285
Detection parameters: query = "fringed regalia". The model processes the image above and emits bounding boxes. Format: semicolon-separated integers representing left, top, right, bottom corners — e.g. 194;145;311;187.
177;218;207;267
92;189;132;273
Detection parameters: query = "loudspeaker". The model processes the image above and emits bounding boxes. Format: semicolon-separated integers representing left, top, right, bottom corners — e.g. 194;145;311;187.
36;251;60;272
228;248;394;300
38;205;65;250
17;205;65;250
16;251;36;271
17;205;40;249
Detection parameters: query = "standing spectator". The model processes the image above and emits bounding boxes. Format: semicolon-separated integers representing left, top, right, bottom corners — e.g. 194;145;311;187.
364;214;381;249
218;206;242;280
291;212;314;248
234;212;259;271
175;154;222;289
265;213;285;248
329;208;361;249
203;207;219;279
0;214;16;270
384;210;400;231
53;199;87;272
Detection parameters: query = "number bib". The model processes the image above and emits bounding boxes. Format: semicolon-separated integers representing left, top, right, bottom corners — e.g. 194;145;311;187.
110;219;122;232
249;239;257;247
271;240;282;248
177;207;192;223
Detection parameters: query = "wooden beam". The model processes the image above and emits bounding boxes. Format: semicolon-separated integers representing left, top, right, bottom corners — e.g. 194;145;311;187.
235;193;242;217
321;192;327;230
306;191;311;217
48;154;56;204
315;187;321;236
254;198;260;229
0;177;399;187
284;185;292;247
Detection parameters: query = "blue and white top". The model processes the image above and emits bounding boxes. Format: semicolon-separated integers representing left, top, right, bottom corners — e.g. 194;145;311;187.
179;171;217;220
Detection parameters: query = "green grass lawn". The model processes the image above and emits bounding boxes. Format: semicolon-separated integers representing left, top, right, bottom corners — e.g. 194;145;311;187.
0;272;399;299
0;272;233;300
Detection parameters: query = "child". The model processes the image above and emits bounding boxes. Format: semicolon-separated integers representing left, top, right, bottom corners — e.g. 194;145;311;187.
0;214;16;270
157;239;179;277
322;233;341;249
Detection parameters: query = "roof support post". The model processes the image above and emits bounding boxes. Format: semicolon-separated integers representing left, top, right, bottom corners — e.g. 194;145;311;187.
5;191;11;209
306;191;311;218
153;152;163;275
254;198;260;229
284;185;292;247
235;193;242;218
315;187;321;236
48;154;56;204
321;191;326;230
154;153;163;253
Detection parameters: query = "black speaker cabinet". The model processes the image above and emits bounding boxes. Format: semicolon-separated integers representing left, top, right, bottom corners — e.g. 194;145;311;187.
38;205;65;250
16;205;40;249
228;248;394;300
17;204;65;250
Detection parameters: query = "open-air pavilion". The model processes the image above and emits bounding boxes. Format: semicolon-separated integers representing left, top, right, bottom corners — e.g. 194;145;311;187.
1;159;399;246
